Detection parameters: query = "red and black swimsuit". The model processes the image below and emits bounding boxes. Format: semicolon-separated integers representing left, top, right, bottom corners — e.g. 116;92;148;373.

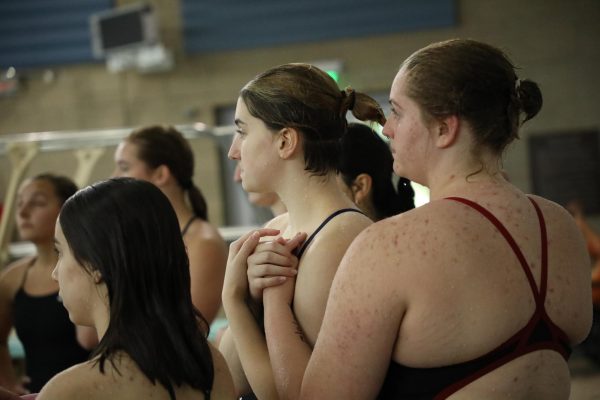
377;197;571;400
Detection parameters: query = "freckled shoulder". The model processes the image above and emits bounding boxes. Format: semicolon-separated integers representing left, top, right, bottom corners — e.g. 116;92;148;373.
344;199;467;269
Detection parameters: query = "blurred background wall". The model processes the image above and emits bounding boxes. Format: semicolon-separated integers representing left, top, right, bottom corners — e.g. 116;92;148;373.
0;0;599;224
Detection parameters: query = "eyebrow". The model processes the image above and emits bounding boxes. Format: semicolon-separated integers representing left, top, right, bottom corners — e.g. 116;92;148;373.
234;118;246;127
389;99;400;108
53;238;60;245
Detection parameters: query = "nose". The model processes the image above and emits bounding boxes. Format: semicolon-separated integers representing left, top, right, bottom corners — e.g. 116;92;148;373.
17;202;29;219
382;118;393;139
228;135;241;161
233;162;242;183
51;264;58;281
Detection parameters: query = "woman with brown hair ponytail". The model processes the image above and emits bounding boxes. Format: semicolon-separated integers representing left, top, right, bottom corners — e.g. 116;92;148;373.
113;125;227;323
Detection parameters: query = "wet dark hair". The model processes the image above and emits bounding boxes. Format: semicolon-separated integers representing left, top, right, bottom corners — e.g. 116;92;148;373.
31;173;78;205
127;125;209;220
401;39;543;155
59;178;213;400
340;123;414;220
240;63;386;176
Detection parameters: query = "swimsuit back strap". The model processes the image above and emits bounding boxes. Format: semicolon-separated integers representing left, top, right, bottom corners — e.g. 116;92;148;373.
295;208;365;260
445;197;542;305
181;215;197;236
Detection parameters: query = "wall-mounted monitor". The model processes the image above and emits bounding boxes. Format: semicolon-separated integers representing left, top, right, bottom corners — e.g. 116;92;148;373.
90;3;158;58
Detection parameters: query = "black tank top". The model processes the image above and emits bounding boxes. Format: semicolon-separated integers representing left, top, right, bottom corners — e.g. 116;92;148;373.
13;261;90;392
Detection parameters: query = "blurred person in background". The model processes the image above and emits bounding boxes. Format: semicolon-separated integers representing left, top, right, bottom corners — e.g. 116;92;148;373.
0;174;96;394
113;125;227;323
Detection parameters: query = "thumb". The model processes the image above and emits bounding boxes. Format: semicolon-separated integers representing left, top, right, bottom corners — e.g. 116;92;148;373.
285;232;308;252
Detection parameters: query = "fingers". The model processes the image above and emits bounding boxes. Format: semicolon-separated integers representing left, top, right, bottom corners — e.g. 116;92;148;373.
284;232;308;252
229;228;280;254
232;231;263;264
249;262;298;279
252;275;289;291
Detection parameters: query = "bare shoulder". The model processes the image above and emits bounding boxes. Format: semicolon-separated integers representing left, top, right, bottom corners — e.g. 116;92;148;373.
263;212;289;232
527;194;579;225
36;361;100;400
187;219;226;244
0;256;33;298
351;201;443;250
304;210;371;254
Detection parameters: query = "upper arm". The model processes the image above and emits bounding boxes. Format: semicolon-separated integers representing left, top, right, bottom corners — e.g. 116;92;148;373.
0;268;20;345
208;343;236;400
217;327;251;396
294;216;371;342
301;225;406;399
187;232;227;323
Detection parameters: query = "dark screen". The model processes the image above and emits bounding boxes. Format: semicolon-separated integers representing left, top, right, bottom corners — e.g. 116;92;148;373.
99;11;144;50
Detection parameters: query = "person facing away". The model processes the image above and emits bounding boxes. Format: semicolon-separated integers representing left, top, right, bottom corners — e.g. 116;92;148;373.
219;63;385;399
338;122;415;221
238;39;593;399
113;125;227;324
0;174;96;394
36;178;234;400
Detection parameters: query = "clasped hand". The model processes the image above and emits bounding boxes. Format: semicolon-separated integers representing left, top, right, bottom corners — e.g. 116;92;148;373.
222;228;306;307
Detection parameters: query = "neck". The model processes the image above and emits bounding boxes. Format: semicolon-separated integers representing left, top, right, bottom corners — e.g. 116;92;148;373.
33;240;58;268
277;170;356;236
426;148;503;200
93;294;111;342
270;200;287;217
160;184;194;228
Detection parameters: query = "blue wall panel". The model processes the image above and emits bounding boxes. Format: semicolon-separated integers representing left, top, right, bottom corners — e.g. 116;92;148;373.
181;0;456;53
0;0;112;68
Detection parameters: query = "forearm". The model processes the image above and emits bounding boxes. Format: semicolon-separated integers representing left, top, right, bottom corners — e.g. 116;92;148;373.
264;297;312;400
223;298;279;400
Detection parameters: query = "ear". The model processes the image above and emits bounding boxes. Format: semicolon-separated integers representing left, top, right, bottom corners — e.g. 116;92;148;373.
277;127;301;160
91;269;103;284
351;173;372;205
435;115;460;149
151;164;171;187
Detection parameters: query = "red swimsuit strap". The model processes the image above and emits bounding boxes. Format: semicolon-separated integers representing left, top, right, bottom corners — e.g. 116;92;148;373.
446;196;544;306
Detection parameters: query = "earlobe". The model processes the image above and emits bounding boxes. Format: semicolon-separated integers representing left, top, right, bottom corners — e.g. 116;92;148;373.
91;269;103;284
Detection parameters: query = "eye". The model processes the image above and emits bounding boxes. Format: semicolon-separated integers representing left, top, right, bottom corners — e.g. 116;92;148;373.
236;129;247;138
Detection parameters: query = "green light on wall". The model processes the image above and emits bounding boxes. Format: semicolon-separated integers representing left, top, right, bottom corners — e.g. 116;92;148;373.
326;70;340;83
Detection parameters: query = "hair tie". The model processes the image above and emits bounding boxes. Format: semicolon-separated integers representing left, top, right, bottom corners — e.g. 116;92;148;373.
181;179;193;190
341;88;356;113
514;78;522;97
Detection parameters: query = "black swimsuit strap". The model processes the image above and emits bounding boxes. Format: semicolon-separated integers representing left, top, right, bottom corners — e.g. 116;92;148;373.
295;208;365;260
181;215;198;236
18;257;36;290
